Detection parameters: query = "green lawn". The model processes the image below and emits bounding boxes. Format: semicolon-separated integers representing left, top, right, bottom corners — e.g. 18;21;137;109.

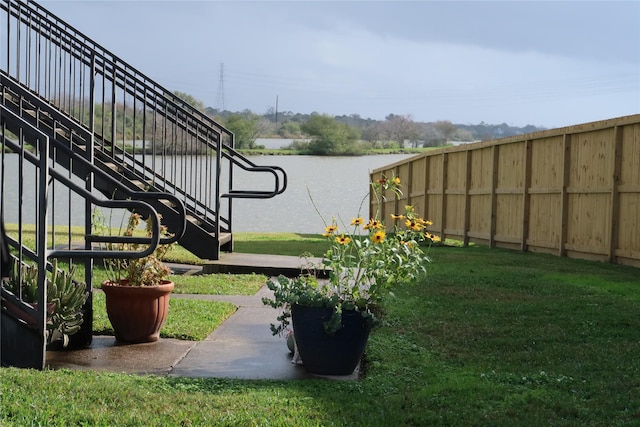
91;292;237;341
1;242;639;425
92;272;266;340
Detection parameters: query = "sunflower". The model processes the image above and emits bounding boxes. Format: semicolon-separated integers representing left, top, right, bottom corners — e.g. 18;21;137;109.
391;214;405;221
350;217;364;226
393;176;401;184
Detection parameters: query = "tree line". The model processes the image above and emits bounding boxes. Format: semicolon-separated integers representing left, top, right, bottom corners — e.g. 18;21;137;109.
180;91;546;155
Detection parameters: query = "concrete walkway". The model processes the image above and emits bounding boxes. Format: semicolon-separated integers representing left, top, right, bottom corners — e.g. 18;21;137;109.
46;254;358;380
168;287;318;380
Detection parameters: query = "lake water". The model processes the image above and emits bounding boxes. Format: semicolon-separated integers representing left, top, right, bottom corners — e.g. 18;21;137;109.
231;154;412;233
0;153;412;234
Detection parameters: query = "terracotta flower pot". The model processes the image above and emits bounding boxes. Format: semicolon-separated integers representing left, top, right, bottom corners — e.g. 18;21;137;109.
101;279;173;343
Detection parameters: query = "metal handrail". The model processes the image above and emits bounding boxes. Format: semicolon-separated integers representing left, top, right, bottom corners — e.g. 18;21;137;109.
223;148;288;198
0;103;186;259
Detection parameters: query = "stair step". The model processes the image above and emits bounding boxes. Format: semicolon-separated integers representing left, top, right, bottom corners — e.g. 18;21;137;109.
55;127;70;139
22;109;37;118
102;162;122;173
130;180;151;190
186;214;201;225
219;232;232;246
2;92;19;104
159;198;179;209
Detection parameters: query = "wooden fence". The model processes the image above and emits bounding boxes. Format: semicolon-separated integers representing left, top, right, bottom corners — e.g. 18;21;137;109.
370;114;640;267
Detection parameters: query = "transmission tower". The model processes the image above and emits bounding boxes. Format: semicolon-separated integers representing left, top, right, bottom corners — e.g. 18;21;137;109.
215;63;225;111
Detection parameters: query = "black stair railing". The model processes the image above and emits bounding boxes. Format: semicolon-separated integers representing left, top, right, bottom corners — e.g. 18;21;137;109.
0;0;287;259
1;100;186;369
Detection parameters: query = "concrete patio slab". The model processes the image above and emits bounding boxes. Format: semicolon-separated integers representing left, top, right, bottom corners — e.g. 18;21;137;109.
42;256;359;381
46;335;195;376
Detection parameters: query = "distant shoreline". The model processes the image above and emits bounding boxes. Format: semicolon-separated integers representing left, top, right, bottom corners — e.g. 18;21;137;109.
235;147;439;157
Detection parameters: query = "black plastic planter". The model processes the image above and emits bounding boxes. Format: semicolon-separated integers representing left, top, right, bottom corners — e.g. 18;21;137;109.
291;304;371;375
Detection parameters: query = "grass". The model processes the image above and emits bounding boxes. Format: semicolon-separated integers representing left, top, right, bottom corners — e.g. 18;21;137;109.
1;240;639;425
233;232;330;257
171;273;267;295
91;271;265;340
4;224;329;261
92;292;237;341
91;270;266;340
373;246;640;424
91;270;260;340
3;224;269;341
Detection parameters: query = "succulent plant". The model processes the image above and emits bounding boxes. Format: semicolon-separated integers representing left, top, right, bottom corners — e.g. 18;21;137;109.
3;258;89;346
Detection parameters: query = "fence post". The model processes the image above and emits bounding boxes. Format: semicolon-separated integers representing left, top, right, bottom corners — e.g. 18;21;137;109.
440;152;448;242
559;134;572;257
490;145;499;248
422;155;429;226
463;150;471;246
608;126;623;263
521;140;532;251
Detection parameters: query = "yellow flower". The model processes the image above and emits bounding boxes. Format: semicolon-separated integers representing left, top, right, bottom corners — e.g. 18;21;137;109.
427;233;441;243
372;230;386;244
325;225;338;235
393;176;401;184
364;219;383;230
351;217;364;226
335;234;351;245
424;220;433;226
391;214;405;220
405;219;422;231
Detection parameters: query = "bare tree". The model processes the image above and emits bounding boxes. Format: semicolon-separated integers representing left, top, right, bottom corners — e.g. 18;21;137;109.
433;120;458;144
380;114;422;147
361;123;383;143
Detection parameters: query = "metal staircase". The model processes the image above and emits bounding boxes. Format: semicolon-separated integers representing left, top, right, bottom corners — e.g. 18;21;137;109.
0;0;287;369
1;101;187;368
0;0;286;261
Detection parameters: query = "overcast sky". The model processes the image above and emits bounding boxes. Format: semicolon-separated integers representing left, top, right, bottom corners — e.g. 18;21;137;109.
39;1;639;129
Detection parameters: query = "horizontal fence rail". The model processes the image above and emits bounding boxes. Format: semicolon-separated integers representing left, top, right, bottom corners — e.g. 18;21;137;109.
371;114;640;268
